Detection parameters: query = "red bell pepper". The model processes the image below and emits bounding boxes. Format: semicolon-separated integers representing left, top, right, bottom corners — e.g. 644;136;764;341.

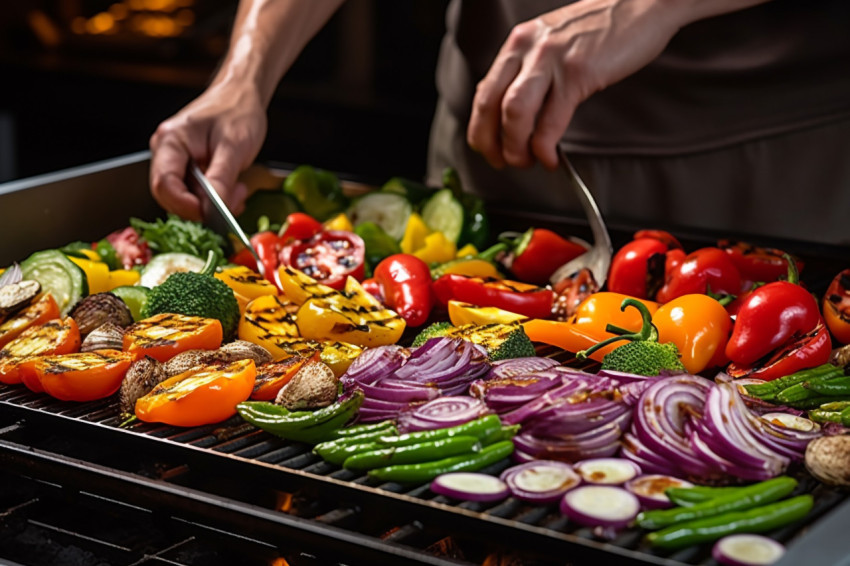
823;269;850;344
251;230;284;285
278;230;365;290
432;274;555;319
726;323;831;381
279;212;323;244
725;255;823;372
718;239;804;289
608;229;684;300
372;254;435;327
506;228;587;285
655;247;742;304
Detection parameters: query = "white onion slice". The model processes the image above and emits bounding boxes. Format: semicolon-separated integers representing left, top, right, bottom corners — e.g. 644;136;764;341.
430;472;510;502
760;412;819;433
624;474;694;510
573;457;642;485
500;460;581;504
712;534;786;566
559;485;640;529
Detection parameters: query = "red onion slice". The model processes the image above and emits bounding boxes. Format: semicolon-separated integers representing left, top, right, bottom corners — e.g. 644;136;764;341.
485;357;560;380
0;263;22;288
712;534;785;566
573;458;642;485
499;460;581;504
397;396;490;433
624;474;694;510
559;485;640;529
430;472;510;502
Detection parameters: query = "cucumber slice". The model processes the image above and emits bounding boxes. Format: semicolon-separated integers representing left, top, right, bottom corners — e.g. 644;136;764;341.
110;285;151;322
139;252;206;288
237;189;302;233
347;192;413;241
20;249;88;316
421;189;464;244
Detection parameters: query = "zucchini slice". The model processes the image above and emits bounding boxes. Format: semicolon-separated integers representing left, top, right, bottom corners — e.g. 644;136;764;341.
421;189;464;244
20;250;88;316
347;192;413;241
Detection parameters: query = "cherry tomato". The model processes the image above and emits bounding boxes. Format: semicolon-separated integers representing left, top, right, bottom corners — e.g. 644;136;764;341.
823;268;850;344
279;230;366;290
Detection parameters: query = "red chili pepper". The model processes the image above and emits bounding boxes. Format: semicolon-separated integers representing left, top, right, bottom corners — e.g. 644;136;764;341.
823;269;850;344
726;323;831;381
250;231;284;285
718;239;804;288
655;247;742;304
279;212;323;244
608;230;684;300
725;256;821;366
507;228;587;285
372;254;435;327
432;274;554;319
278;230;365;290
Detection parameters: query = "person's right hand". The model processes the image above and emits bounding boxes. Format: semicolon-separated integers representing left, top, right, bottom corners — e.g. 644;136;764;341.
149;82;268;221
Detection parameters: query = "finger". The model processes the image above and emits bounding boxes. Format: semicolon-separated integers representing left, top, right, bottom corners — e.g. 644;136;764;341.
467;50;525;169
149;135;203;221
500;66;551;168
204;139;246;214
530;79;580;170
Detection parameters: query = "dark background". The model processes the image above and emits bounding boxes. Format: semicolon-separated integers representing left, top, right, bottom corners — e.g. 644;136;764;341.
0;0;450;185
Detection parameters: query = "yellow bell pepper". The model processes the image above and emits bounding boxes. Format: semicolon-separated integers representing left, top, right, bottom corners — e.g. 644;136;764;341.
77;249;101;262
254;336;363;377
216;266;277;301
455;244;478;258
69;256;111;294
400;213;431;255
448;300;526;326
277;265;337;305
413;232;456;265
107;269;140;290
238;294;300;344
323;212;354;233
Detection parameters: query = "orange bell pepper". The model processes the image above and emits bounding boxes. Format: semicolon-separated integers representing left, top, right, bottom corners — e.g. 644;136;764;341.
0;317;82;387
0;293;60;349
135;358;257;427
123;313;223;363
21;349;135;402
250;355;315;401
654;294;732;374
522;292;659;361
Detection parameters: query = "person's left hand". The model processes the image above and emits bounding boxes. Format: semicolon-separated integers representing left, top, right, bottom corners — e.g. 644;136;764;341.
466;0;684;170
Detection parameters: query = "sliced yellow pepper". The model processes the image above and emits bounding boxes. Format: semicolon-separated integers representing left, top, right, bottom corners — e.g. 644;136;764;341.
448;300;527;326
412;232;456;265
436;258;502;279
77;249;101;262
107;269;140;290
323;212;354;233
238;294;299;344
455;244;478;258
216;266;277;301
400;212;431;255
69;256;111;294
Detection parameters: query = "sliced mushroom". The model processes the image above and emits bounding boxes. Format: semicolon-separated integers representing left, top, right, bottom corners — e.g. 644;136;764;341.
119;356;167;415
275;360;338;410
219;340;273;365
0;280;40;317
805;435;850;487
69;292;134;336
163;348;230;377
80;322;125;352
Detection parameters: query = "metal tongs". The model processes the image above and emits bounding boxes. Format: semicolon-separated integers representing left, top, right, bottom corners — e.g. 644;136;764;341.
548;149;612;288
189;161;266;278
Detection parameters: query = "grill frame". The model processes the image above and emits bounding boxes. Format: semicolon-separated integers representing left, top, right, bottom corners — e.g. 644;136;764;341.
2;152;850;565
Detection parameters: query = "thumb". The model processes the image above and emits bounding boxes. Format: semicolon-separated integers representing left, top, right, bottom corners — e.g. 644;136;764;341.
204;140;247;214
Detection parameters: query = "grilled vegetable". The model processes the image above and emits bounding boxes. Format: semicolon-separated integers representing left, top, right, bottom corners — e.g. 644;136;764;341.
0;317;81;387
0;293;60;349
343;436;481;472
68;292;134;336
80;322;125;352
430;472;509;502
712;534;786;566
251;335;362;377
135;358;257;427
560;485;641;529
367;440;514;484
20;249;88;316
0;280;40;317
142;251;240;341
21;349;136;402
296;276;405;347
412;321;535;361
278;230;366;290
275;360;338;410
122;313;223;363
251;357;310;401
432;274;555;320
238;294;299;344
214;265;278;302
804;435;850;487
277;264;337;305
119;355;167;415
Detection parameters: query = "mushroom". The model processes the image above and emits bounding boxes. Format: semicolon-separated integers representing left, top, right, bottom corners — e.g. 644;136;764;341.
163;349;230;377
275;360;338;410
80;322;125;352
805;435;850;487
119;356;167;416
219;340;273;366
0;280;40;317
69;292;134;336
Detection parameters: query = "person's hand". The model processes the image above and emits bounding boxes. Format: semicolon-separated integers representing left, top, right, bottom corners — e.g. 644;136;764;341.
149;82;267;221
467;0;684;171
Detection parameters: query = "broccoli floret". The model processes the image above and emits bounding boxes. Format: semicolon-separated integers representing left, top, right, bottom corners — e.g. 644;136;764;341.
577;297;685;377
412;321;535;361
141;251;239;341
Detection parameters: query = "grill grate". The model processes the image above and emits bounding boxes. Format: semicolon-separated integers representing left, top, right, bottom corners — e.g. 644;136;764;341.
0;346;847;566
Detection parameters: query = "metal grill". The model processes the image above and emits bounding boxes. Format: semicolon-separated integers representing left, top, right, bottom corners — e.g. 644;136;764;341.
1;346;847;566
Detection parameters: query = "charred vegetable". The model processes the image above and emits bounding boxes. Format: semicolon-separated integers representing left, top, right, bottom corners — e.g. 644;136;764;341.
69;292;134;336
0;280;40;317
275;360;339;410
804;435;850;487
80;322;125;352
119;356;168;416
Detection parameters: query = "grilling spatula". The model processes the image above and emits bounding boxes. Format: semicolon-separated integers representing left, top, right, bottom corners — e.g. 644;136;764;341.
189;161;266;278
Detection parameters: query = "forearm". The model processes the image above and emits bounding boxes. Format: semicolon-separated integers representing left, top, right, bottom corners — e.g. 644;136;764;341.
212;0;346;107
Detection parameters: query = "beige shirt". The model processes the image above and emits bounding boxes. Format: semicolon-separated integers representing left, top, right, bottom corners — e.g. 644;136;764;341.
427;0;850;245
